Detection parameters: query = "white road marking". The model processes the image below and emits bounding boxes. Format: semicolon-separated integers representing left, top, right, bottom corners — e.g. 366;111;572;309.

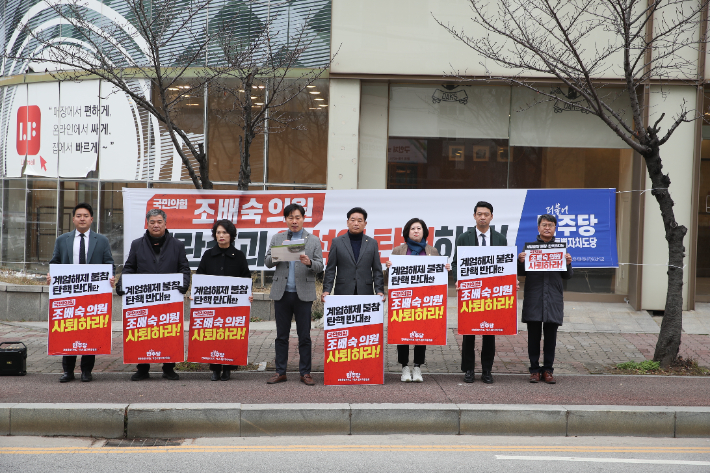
496;455;710;466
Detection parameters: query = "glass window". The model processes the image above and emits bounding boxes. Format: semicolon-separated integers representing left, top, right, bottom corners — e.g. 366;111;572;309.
26;179;58;272
58;181;98;236
1;179;26;270
695;88;710;298
100;182;147;269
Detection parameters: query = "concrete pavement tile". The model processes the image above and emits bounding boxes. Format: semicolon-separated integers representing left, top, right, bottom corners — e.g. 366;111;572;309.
675;407;710;437
566;405;676;437
127;403;240;438
240;403;350;436
351;403;459;435
459;404;567;436
10;403;127;438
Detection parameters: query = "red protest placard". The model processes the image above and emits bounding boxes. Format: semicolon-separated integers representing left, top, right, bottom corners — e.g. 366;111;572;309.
48;264;113;356
387;256;448;345
187;275;252;365
324;295;384;386
524;241;567;271
122;273;185;364
457;246;518;336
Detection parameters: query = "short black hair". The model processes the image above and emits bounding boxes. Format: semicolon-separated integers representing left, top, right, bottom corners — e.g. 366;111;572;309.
212;219;237;244
73;203;93;217
474;201;493;215
347;207;368;221
283;203;306;218
402;218;429;241
538;214;557;226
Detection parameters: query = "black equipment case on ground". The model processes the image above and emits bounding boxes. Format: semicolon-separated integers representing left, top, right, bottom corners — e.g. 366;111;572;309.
0;341;27;375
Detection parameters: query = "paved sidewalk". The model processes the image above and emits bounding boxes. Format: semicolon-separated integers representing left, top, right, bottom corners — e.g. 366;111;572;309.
2;299;709;375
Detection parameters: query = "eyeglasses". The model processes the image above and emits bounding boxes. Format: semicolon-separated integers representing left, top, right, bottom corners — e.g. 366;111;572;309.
539;223;556;229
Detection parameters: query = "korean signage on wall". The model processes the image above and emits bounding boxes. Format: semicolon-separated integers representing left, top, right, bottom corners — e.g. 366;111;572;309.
123;188;618;271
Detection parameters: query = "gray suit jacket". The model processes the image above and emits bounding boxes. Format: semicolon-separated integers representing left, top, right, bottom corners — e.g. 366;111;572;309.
49;230;115;267
323;233;384;296
265;230;324;301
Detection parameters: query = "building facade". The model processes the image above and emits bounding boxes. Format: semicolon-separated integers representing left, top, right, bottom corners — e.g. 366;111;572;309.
1;0;709;311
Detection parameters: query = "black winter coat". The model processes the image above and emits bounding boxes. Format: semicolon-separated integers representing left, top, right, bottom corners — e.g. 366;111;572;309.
196;244;251;278
518;236;573;325
117;230;191;294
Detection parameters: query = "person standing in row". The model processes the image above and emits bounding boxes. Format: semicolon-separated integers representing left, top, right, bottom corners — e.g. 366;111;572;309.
453;201;505;384
518;214;573;384
322;207;385;301
117;209;191;381
47;203;115;383
265;203;324;386
196;219;253;382
386;218;450;383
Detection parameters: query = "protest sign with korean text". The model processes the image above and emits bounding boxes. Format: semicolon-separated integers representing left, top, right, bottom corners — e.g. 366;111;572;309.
457;246;518;335
48;264;113;356
524;241;567;271
122;273;184;364
187;275;251;365
387;255;447;345
324;295;384;386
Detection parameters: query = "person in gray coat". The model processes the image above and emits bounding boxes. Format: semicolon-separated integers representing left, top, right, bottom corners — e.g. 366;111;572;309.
517;214;573;385
321;207;385;300
264;203;324;386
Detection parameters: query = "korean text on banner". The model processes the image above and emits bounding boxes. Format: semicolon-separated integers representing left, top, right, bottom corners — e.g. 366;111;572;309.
122;273;184;364
323;295;384;386
187;275;252;365
457;247;518;335
387;255;448;345
48;264;113;356
524;242;567;271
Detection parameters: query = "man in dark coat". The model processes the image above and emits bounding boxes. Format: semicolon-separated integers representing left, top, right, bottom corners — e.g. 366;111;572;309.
517;214;573;384
47;202;115;383
116;208;191;381
453;201;506;384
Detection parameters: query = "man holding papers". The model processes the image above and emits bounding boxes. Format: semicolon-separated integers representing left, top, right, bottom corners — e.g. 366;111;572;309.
265;203;324;386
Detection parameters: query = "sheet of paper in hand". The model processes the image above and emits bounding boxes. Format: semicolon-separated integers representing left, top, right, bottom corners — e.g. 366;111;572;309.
524;241;567;271
387;255;448;345
48;264;113;356
270;239;306;262
187;274;252;365
457;246;518;336
323;295;384;386
122;273;185;364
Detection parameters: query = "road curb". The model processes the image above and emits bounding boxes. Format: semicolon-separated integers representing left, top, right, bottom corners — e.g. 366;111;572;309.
2;403;709;438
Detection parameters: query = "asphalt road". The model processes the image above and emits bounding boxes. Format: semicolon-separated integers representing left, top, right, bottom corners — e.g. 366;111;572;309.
1;435;709;473
1;371;709;406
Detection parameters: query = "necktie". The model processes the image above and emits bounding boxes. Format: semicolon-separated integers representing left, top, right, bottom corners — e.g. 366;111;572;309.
79;233;86;264
481;234;487;246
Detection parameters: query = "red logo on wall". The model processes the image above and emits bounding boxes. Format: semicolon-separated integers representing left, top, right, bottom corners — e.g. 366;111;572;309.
17;106;41;155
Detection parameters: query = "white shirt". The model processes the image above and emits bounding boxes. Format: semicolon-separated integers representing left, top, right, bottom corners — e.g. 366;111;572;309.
73;229;91;264
477;228;491;246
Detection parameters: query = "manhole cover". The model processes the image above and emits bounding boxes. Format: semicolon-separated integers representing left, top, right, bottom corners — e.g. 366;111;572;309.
104;439;184;447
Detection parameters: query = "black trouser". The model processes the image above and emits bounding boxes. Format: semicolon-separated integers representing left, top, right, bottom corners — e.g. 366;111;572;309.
62;355;95;373
274;291;312;376
209;364;236;372
136;363;176;373
460;334;495;372
526;321;559;374
397;345;426;366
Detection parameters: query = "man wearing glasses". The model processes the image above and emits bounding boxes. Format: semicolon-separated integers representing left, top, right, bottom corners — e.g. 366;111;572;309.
517;214;573;384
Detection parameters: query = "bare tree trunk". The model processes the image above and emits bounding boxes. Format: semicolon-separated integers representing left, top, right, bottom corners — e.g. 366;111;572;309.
197;143;212;189
644;137;687;367
238;73;255;190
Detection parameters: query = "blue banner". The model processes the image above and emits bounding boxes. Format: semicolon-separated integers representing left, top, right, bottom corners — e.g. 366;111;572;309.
515;189;618;268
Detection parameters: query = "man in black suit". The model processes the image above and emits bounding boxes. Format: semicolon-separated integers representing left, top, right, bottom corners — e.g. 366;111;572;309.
47;203;115;383
116;208;191;381
322;207;384;300
453;201;507;384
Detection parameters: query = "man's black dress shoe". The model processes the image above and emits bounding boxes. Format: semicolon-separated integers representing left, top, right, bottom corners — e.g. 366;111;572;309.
162;370;180;380
81;372;93;382
480;371;494;384
464;370;475;383
211;370;221;381
221;369;231;381
59;372;75;383
131;371;150;381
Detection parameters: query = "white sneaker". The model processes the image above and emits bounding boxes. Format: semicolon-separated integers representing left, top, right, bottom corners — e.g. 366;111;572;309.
401;366;412;382
412;366;423;383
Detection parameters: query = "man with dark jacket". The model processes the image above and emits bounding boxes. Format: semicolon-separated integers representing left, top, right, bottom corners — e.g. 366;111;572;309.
47;203;115;383
517;213;573;384
453;201;506;384
116;209;191;381
321;207;384;300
